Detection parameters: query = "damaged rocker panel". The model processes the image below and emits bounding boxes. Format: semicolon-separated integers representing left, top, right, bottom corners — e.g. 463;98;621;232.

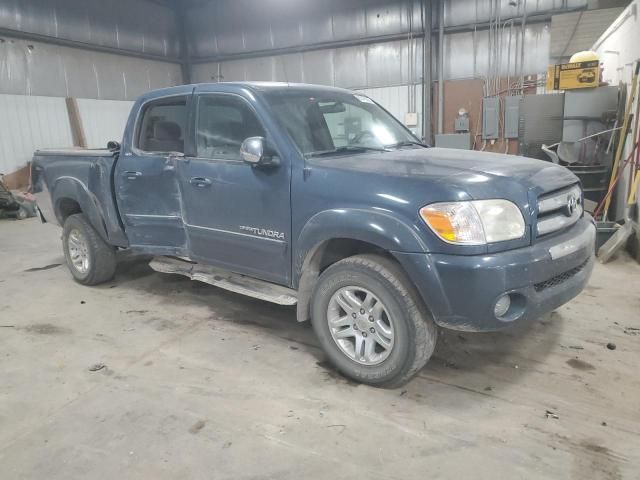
149;256;297;305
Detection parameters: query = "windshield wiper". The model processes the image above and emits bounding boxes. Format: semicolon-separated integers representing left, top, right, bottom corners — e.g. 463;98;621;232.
307;145;389;157
385;140;429;149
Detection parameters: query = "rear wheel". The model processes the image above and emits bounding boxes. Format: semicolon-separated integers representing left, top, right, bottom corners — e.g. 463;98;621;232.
62;214;116;285
311;254;437;388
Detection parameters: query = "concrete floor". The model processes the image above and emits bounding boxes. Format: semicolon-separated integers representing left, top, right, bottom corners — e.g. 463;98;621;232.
1;218;639;479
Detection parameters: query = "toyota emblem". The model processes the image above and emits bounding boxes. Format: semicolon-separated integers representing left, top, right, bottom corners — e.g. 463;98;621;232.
565;195;578;216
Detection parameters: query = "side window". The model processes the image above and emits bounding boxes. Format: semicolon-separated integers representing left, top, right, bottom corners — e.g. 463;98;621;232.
197;95;265;160
137;97;187;153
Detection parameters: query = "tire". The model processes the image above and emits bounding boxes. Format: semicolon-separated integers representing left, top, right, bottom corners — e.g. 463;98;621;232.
62;213;116;285
311;254;437;388
16;207;28;220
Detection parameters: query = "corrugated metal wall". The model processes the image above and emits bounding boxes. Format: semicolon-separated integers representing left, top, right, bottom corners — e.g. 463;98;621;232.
0;94;72;176
191;23;551;85
185;0;585;61
187;0;585;134
186;0;423;59
443;23;551;80
443;0;586;26
0;0;183;100
0;0;179;58
191;38;423;88
0;37;182;99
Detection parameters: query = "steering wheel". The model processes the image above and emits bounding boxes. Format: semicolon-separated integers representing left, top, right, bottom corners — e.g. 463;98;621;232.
350;130;376;145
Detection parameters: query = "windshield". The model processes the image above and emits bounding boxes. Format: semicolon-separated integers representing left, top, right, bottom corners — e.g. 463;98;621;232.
264;91;422;157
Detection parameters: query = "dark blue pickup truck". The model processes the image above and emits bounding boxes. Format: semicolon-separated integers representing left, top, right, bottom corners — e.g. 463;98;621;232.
32;82;595;387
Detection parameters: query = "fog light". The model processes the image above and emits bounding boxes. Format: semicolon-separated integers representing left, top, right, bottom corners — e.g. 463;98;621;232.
494;294;511;318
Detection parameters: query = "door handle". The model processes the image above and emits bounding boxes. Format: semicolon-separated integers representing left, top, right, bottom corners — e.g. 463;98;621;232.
123;171;142;180
190;177;212;188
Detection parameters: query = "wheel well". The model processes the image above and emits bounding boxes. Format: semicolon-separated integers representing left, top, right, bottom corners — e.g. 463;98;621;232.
314;238;389;274
57;197;82;223
295;238;394;322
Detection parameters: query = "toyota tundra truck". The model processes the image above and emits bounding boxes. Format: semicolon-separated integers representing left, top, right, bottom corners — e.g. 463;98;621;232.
31;82;595;387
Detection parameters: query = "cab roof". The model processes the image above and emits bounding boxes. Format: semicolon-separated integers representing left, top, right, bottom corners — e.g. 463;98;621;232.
138;81;356;101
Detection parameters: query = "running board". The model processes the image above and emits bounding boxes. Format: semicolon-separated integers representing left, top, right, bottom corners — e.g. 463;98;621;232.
149;256;298;306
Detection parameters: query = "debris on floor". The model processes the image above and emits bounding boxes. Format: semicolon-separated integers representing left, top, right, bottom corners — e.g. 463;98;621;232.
88;363;106;372
188;420;206;434
545;410;560;419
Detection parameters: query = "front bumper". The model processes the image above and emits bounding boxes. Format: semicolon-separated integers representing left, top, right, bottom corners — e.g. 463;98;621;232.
394;216;595;332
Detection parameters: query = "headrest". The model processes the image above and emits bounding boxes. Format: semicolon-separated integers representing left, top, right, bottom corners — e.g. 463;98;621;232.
154;121;181;141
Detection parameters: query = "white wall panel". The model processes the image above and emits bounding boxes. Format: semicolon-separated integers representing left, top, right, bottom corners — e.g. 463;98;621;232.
444;23;550;80
0;94;72;175
76;99;134;149
593;0;640;217
355;85;423;138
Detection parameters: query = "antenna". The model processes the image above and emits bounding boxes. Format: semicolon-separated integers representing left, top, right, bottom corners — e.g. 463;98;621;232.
278;56;289;86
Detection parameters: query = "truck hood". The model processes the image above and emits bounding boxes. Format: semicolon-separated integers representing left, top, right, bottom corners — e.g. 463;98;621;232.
310;147;578;196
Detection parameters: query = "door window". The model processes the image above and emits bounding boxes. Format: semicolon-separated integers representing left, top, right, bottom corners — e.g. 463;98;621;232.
137;97;188;154
196;95;265;160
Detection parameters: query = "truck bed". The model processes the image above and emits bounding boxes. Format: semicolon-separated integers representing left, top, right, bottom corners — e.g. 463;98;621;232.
31;148;128;247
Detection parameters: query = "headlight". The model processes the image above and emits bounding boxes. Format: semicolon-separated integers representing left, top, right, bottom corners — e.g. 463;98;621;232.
420;199;525;245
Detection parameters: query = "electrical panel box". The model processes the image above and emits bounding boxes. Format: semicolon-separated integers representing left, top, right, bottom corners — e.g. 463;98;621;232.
404;112;418;127
482;97;499;140
504;95;522;139
435;133;471;150
454;116;469;132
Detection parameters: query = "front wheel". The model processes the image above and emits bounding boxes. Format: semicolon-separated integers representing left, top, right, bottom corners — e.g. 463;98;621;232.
311;254;437;388
62;214;116;285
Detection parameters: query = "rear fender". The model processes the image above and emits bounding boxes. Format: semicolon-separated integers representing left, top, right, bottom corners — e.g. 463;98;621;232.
52;177;109;242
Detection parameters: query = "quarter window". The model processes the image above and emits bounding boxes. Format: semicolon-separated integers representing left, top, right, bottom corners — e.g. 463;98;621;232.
196;95;265;160
137;97;187;154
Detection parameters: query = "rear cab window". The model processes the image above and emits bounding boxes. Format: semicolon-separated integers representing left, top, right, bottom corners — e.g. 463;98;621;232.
136;97;188;154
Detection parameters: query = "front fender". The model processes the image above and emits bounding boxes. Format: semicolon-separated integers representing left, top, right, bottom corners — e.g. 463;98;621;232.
294;208;428;279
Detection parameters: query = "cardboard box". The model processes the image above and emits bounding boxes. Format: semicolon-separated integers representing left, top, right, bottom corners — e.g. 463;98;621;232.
547;60;599;91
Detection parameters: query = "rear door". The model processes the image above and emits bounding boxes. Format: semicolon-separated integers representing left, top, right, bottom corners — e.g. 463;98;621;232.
114;95;189;251
177;92;292;285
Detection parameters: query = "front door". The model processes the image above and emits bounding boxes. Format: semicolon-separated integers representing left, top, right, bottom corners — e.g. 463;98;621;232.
114;95;189;251
177;93;291;285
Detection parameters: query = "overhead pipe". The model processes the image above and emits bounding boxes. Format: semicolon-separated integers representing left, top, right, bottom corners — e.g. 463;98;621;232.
519;0;528;93
422;0;433;145
437;0;444;135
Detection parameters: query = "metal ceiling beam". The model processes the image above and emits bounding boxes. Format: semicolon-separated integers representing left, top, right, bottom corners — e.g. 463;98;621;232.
170;0;193;83
0;27;182;64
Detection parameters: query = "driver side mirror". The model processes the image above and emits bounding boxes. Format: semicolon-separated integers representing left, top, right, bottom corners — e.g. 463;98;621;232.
240;137;279;167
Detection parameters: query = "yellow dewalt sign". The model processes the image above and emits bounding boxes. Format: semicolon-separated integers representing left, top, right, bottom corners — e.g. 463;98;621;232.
547;60;599;90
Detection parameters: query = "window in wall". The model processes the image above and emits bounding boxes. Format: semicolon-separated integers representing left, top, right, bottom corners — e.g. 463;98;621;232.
137;97;187;153
196;95;265;160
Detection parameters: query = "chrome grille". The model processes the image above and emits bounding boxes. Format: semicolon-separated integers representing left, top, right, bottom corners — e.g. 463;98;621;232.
536;184;582;237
